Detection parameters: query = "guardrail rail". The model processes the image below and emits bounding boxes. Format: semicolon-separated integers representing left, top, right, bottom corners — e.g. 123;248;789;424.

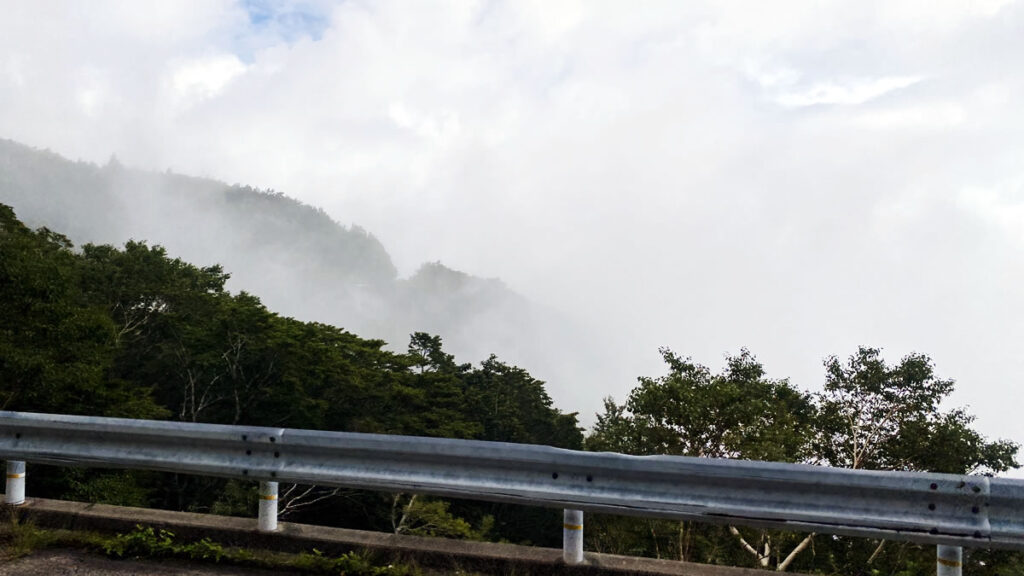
0;410;1021;573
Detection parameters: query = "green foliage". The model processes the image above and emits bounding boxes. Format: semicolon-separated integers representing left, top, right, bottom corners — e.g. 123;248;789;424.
65;469;151;507
392;494;493;540
464;355;582;449
966;548;1024;576
294;548;418;576
0;203;580;549
815;346;1019;474
586;349;817;568
587;346;1021;574
0;517;61;559
589;348;815;461
3;199;1020;575
0;204;166;418
209;480;258;517
103;526;200;559
101;525;419;574
0;518;420;576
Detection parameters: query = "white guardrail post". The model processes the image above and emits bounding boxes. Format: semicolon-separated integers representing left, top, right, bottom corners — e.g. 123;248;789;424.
563;508;583;564
258;481;278;532
937;545;962;576
5;460;25;505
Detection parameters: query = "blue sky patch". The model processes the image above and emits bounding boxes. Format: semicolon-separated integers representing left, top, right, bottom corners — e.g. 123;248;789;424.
241;0;331;43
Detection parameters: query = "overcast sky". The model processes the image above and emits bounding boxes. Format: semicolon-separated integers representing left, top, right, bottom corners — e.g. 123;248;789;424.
2;0;1022;464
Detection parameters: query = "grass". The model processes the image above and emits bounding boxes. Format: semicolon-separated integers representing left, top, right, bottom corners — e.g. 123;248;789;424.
0;508;108;560
0;511;465;575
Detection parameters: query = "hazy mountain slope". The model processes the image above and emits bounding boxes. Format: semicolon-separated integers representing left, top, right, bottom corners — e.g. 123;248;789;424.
0;139;395;282
0;138;396;330
0;142;125;244
0;138;614;415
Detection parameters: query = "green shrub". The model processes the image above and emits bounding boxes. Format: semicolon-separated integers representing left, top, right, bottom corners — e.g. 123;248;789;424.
103;525;222;562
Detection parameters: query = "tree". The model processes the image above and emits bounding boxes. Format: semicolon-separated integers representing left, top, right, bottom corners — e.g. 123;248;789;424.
390;493;492;540
464;355;582;448
812;347;1019;574
815;346;1018;474
590;348;815;461
79;241;228;347
0;204;165;419
588;348;816;569
407;332;467;375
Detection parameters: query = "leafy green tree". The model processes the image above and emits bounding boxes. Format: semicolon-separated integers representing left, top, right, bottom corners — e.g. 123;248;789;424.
815;346;1018;474
588;348;816;569
391;332;481;439
812;347;1019;575
391;494;492;540
592;348;814;461
0;204;165;418
79;241;228;347
407;332;468;374
464;355;582;448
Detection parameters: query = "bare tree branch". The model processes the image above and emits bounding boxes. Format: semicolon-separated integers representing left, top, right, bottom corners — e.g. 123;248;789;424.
866;539;886;564
777;534;814;572
729;526;770;567
277;483;345;518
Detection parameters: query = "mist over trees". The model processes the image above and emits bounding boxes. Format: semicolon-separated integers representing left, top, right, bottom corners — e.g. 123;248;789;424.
0;138;608;413
0;201;579;542
1;142;1021;574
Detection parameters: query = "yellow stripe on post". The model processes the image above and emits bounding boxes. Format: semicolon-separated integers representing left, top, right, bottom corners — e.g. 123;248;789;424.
563;509;584;565
5;461;26;506
258;481;279;532
937;545;963;576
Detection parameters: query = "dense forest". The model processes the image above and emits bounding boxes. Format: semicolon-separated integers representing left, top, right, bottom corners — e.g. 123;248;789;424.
2;201;1021;574
0;201;581;543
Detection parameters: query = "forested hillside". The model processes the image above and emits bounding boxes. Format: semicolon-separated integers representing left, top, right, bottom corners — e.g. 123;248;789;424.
0;202;580;544
3;144;1023;573
1;202;1021;573
0;139;606;411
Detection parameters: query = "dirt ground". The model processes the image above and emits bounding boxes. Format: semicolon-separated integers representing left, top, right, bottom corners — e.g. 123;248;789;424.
0;548;307;576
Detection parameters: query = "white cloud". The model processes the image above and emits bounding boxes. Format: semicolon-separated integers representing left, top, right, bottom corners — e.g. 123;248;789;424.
775;76;922;107
959;183;1024;248
878;0;1018;30
74;66;118;118
1;0;1024;451
169;55;249;107
2;54;27;88
387;103;462;145
852;102;965;129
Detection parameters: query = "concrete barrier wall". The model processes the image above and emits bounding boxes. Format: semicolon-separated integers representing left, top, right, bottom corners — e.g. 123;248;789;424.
9;497;786;576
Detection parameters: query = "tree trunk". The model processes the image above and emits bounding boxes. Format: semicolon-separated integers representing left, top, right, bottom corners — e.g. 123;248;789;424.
777;533;814;572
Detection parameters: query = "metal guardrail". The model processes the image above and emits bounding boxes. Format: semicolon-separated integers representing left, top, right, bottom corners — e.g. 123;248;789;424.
0;410;1021;570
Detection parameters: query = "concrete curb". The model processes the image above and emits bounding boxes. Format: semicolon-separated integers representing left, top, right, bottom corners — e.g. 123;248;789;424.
10;498;778;576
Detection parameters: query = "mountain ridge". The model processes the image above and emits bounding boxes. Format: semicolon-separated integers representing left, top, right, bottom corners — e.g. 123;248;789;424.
0;137;611;416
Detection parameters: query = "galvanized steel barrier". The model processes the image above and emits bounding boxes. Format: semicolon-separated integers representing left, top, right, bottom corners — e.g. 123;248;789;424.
1;411;1022;572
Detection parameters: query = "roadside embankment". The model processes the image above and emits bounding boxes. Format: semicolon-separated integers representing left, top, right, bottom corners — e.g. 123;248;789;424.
4;498;790;575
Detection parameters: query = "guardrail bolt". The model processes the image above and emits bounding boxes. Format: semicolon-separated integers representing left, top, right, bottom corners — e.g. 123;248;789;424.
563;508;584;565
258;481;279;532
5;461;26;505
937;545;962;576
